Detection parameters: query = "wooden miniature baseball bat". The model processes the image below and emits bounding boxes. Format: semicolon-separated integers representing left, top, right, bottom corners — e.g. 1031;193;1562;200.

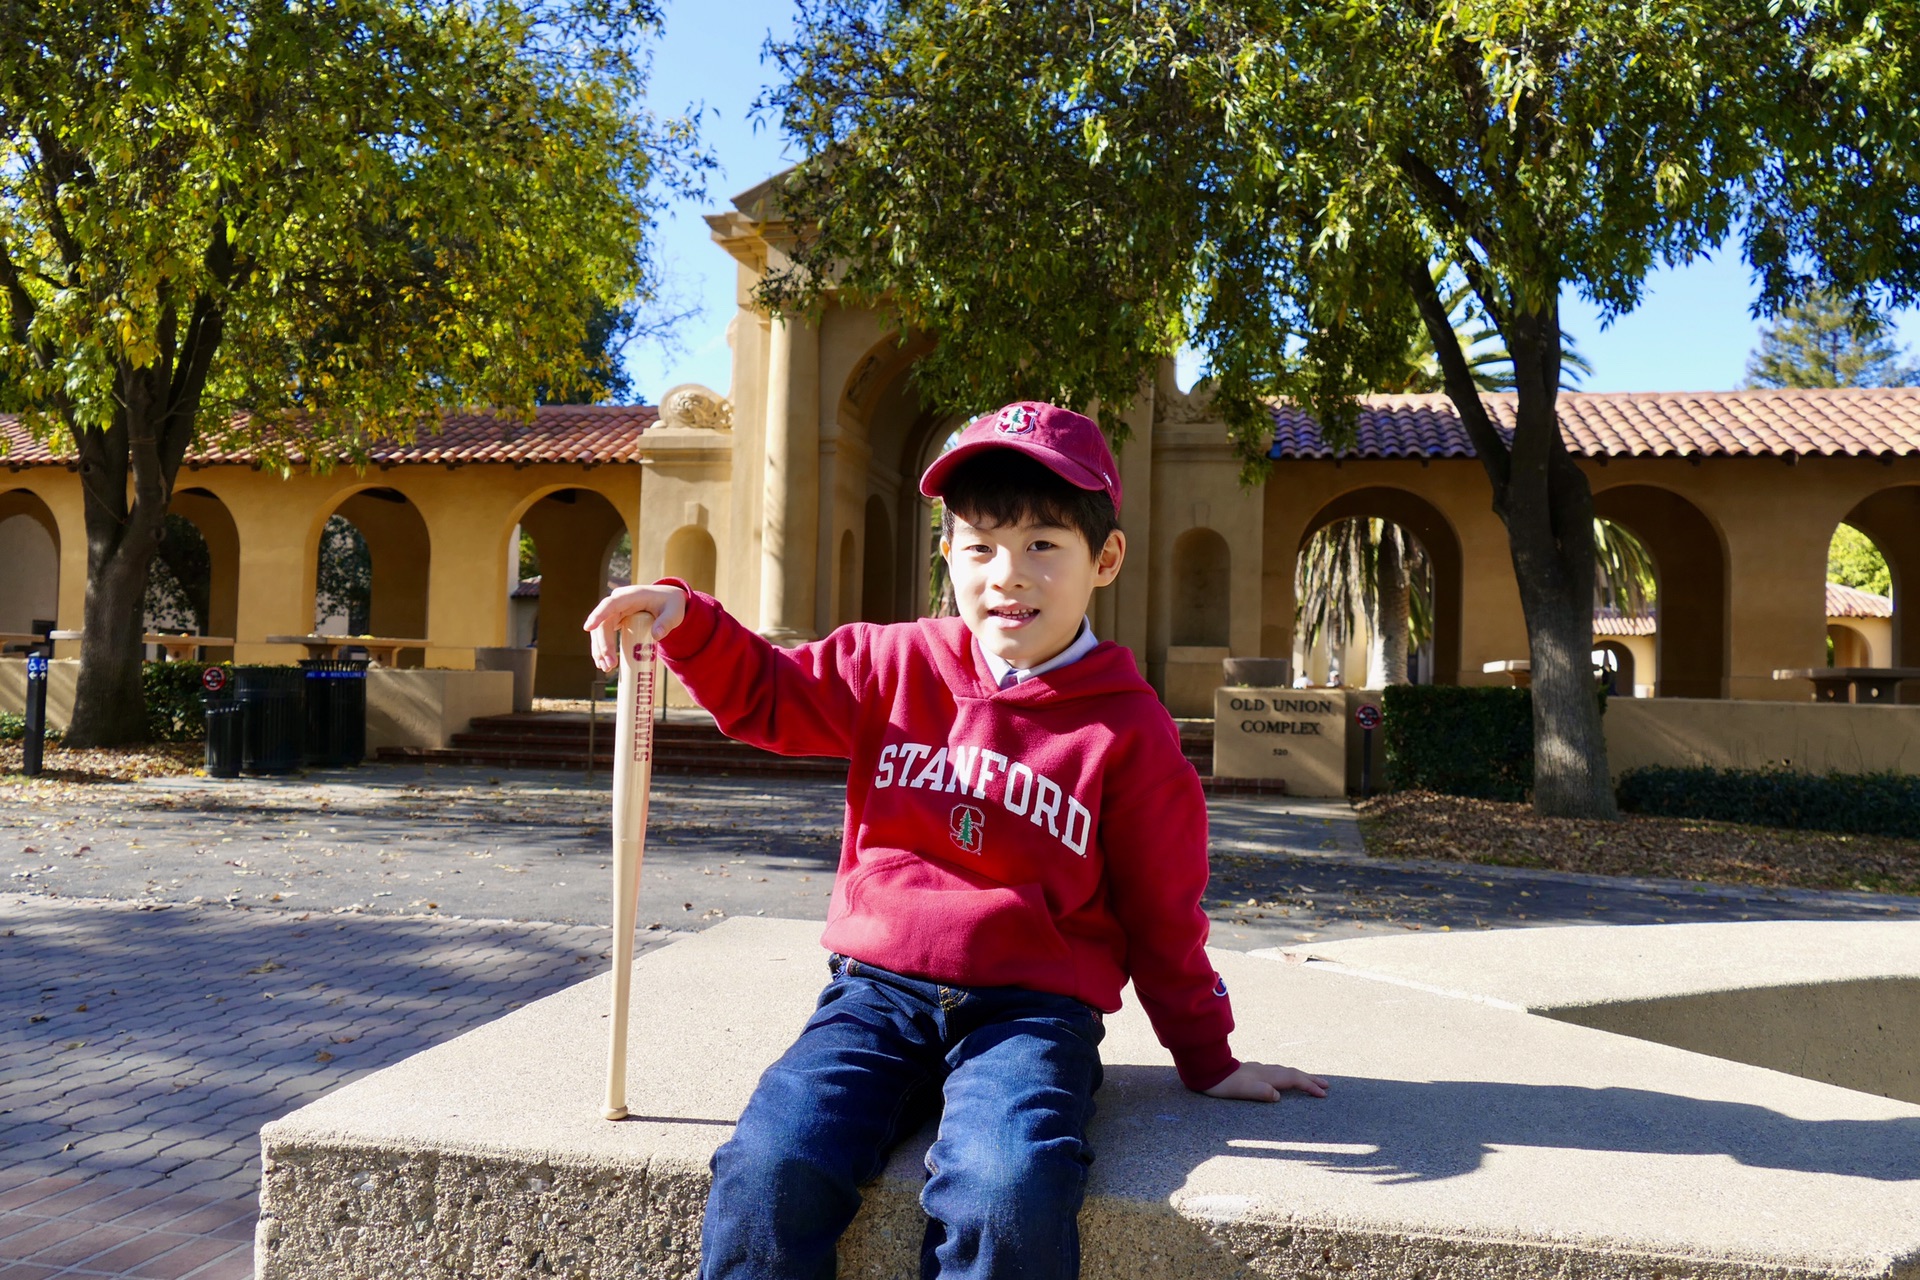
603;612;659;1121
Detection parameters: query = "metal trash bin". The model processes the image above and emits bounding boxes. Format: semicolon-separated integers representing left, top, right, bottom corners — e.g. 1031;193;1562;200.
301;658;368;767
234;666;305;774
204;700;244;777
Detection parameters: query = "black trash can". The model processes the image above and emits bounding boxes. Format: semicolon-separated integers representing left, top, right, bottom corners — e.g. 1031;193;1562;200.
234;666;305;774
301;658;368;767
204;700;244;778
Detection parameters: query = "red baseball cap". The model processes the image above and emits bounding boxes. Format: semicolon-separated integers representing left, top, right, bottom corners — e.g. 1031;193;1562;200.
918;401;1123;513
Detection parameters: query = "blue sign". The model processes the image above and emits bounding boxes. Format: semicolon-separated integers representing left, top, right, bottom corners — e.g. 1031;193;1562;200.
26;653;48;678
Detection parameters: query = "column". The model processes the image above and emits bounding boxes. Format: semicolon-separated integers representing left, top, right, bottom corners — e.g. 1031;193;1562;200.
758;313;820;644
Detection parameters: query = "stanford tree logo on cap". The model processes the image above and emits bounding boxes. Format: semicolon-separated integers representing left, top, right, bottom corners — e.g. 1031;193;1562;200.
995;405;1036;435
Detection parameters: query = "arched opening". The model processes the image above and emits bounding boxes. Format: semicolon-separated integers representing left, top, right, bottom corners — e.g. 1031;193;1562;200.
148;488;240;661
1594;640;1637;697
836;529;857;626
0;488;60;646
861;495;894;623
1827;507;1906;695
1172;528;1231;647
312;487;431;665
1827;623;1876;668
664;524;718;596
1591;485;1729;699
1294;488;1463;687
517;487;632;698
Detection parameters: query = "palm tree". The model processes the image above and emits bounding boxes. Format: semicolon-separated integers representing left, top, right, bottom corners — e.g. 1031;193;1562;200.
1294;519;1433;687
1296;517;1654;686
1380;266;1594;393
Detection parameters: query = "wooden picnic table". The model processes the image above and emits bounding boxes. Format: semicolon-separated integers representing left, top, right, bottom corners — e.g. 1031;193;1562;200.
266;634;431;665
1482;659;1532;687
1773;667;1920;704
46;630;236;661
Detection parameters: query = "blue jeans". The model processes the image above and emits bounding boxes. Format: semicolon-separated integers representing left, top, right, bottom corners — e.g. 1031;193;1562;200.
699;954;1105;1280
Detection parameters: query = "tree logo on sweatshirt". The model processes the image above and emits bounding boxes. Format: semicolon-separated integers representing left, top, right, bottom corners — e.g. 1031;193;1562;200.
949;804;985;854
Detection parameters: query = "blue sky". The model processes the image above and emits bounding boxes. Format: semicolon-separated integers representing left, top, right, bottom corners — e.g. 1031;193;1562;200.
625;2;1920;402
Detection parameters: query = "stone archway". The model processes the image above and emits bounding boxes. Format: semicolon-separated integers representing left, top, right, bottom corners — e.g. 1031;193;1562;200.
311;487;432;665
517;487;631;697
1296;487;1464;686
1592;485;1729;699
0;487;60;640
161;488;242;662
1837;485;1920;700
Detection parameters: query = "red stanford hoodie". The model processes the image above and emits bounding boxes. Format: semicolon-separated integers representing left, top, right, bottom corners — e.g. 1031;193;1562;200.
657;586;1238;1091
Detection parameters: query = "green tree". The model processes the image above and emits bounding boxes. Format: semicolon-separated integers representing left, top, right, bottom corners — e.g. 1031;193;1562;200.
143;514;211;635
1745;289;1918;389
1828;524;1892;597
0;0;703;745
316;516;373;635
761;0;1920;817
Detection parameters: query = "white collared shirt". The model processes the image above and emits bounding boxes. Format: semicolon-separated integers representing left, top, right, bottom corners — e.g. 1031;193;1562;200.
981;618;1098;690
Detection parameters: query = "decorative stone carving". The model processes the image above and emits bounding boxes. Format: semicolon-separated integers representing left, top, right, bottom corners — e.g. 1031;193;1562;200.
658;384;733;432
1155;381;1218;425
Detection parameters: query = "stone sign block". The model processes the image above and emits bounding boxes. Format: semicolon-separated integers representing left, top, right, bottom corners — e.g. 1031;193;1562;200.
1212;686;1346;794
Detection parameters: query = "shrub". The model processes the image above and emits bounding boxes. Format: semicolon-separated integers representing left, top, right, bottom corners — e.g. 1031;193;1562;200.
0;711;25;741
1617;766;1920;839
144;662;230;742
1381;685;1534;801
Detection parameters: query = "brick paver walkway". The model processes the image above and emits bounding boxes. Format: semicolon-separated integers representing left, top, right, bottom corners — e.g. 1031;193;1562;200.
0;894;641;1278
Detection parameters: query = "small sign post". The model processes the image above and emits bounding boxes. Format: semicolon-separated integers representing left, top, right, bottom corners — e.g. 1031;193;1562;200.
201;666;228;696
23;648;49;778
1354;703;1383;798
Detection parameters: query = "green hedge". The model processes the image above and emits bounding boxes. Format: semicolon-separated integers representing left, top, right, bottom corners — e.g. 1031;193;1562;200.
1617;766;1920;839
144;661;232;742
1381;685;1534;802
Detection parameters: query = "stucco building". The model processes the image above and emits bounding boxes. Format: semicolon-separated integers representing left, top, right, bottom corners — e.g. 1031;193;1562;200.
5;180;1920;715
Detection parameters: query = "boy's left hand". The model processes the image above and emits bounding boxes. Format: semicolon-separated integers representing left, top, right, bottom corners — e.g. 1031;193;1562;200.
1203;1062;1330;1102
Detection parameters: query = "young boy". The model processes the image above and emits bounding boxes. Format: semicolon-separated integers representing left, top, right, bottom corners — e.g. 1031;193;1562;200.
585;401;1326;1280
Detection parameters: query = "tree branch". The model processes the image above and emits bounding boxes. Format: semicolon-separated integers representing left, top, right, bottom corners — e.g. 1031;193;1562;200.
1404;257;1511;503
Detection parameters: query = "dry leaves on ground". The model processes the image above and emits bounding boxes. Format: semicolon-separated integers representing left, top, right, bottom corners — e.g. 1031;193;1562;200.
1358;790;1920;897
0;742;204;786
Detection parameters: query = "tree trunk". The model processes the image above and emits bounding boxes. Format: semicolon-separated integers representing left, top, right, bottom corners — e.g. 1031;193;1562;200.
65;344;210;746
1407;266;1615;818
1368;528;1410;687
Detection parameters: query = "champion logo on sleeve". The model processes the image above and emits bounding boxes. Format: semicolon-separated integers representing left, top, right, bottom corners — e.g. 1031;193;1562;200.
1212;975;1229;998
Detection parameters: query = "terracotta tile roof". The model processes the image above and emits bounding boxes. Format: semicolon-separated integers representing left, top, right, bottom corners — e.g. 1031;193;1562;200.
1593;608;1656;637
1269;388;1920;460
0;405;658;469
1827;581;1893;619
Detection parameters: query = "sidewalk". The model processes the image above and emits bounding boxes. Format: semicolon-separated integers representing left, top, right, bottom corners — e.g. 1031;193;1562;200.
0;895;661;1279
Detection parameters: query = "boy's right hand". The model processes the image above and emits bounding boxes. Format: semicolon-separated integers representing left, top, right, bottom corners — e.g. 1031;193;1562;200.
584;583;689;673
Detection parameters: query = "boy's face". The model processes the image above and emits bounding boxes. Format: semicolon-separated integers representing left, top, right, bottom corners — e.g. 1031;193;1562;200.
942;514;1125;671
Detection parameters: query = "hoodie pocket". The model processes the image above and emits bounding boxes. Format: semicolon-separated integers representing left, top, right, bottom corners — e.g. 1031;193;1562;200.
839;851;1072;988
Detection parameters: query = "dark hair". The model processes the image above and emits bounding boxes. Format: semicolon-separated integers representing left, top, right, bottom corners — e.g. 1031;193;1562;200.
936;449;1119;557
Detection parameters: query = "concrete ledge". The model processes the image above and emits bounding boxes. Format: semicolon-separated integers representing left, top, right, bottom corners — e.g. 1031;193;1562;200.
1278;921;1920;1107
260;918;1920;1279
366;668;513;751
1604;698;1920;779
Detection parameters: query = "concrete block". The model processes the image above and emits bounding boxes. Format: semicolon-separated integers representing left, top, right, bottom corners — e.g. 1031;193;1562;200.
365;668;513;752
260;918;1920;1280
1212;686;1345;792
